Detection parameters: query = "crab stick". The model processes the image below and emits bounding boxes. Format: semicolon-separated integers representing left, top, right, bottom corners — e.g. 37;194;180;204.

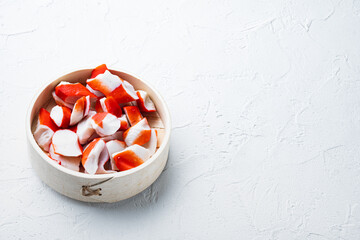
108;80;138;104
70;96;90;126
86;70;122;96
76;111;96;145
136;90;156;112
112;144;150;171
91;112;121;137
52;91;74;109
96;96;122;117
81;138;106;175
106;140;126;170
96;147;115;174
52;129;82;157
123;106;143;126
123;118;151;146
55;81;97;104
50;105;71;128
49;144;81;172
33;108;58;151
118;115;129;130
142;129;157;157
91;64;108;78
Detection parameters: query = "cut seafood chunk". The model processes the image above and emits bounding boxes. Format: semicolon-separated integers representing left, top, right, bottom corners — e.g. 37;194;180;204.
70;96;91;126
33;108;58;151
136;90;156;112
112;144;150;171
91;64;108;78
108;80;138;104
123;106;143;126
82;138;105;175
50;105;71;128
52;129;82;157
123;118;151;146
86;70;122;96
55;81;97;104
118;114;129;130
96;147;115;174
91;112;121;137
99;96;122;117
76;111;96;145
86;84;105;97
49;144;80;171
142;129;157;157
106;140;126;170
52;91;74;109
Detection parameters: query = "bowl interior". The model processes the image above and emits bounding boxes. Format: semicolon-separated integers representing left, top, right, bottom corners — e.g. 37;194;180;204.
26;69;171;179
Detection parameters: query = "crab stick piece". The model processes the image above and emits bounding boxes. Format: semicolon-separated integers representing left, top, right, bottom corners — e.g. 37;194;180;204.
112;144;150;171
52;91;74;109
86;70;122;96
108;80;138;104
142;129;157;157
49;144;81;172
136;90;156;112
33;108;58;152
123;118;151;146
86;84;105;98
70;96;90;126
118;115;130;130
123;106;143;126
96;147;115;174
76;111;96;145
91;64;108;78
50;105;71;128
91;112;121;137
106;140;126;170
55;81;97;104
52;129;82;157
82;138;106;175
98;96;122;117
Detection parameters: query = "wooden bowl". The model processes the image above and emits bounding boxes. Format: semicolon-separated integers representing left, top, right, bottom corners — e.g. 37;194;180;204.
26;69;171;203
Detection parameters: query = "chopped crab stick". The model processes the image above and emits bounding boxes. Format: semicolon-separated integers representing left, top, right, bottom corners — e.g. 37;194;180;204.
49;144;80;172
50;105;71;128
136;90;156;112
70;96;90;126
118;115;129;130
106;140;126;170
91;112;121;137
86;70;122;96
76;111;96;145
98;96;122;117
52;91;74;109
87;70;138;104
123;106;143;126
33;108;58;151
91;64;108;78
86;84;105;98
96;147;115;174
112;144;150;171
142;129;157;157
52;129;82;157
82;138;106;175
108;80;138;104
55;81;97;104
123;118;151;146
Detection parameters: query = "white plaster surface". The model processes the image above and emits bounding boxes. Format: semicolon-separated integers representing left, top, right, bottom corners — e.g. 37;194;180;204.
1;0;360;239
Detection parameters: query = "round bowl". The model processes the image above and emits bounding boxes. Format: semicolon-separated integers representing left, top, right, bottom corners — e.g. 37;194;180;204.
26;69;171;203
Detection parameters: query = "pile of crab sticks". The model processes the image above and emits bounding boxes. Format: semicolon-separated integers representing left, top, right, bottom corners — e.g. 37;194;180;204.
33;64;159;174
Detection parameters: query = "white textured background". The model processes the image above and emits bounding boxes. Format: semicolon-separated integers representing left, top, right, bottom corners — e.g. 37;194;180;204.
1;0;360;239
